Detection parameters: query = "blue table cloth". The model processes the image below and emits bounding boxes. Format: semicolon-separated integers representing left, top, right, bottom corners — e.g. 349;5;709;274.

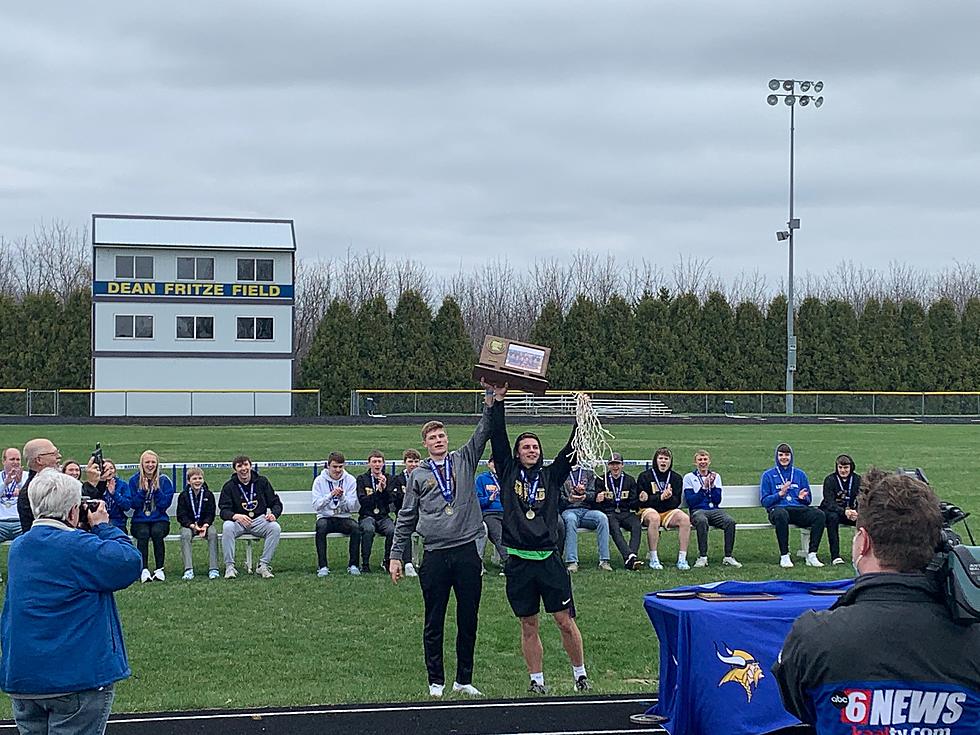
643;579;853;735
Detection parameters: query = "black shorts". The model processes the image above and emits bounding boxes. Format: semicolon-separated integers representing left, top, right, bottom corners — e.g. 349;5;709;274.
504;553;576;618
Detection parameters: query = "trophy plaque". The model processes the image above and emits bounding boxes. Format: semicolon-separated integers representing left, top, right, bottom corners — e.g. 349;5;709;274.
472;335;551;395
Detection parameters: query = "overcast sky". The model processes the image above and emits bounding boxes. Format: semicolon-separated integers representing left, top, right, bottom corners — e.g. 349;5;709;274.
2;2;978;284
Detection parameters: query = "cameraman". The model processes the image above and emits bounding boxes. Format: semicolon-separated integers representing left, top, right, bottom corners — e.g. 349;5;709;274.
0;468;143;734
773;470;980;734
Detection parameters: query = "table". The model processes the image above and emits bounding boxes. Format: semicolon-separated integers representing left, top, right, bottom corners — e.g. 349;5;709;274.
643;579;853;735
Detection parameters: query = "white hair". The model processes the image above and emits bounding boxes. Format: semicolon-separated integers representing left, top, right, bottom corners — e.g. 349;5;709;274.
29;467;82;520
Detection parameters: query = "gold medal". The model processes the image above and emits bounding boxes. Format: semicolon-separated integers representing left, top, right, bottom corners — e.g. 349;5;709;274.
445;506;455;516
373;508;380;514
248;511;255;518
525;509;536;520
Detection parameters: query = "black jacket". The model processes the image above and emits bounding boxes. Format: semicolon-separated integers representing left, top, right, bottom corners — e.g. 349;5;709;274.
175;485;217;528
819;472;860;514
218;471;283;521
356;471;392;519
773;573;980;733
591;471;639;513
389;470;412;513
16;470;36;531
635;468;683;513
489;399;576;552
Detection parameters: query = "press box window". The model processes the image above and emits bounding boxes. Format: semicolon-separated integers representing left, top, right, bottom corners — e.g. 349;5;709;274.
114;315;154;339
115;255;154;279
176;316;214;340
237;317;274;340
176;256;215;281
237;258;274;282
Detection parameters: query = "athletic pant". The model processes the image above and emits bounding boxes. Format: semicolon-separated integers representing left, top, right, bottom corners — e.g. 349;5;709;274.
418;541;483;686
606;511;642;562
315;516;361;569
690;508;736;557
358;516;396;567
131;520;170;570
767;506;825;555
222;516;281;567
179;525;219;571
476;513;509;564
823;508;855;559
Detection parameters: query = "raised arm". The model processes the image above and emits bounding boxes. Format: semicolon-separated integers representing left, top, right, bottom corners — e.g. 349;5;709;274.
488;394;514;478
548;422;578;483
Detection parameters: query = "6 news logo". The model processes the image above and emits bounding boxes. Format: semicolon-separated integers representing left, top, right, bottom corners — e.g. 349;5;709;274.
829;688;967;735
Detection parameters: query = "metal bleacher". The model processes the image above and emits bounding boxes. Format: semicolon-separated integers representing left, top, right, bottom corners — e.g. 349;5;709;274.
505;394;672;418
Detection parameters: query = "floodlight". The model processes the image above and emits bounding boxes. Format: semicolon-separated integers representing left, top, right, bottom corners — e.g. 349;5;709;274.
800;81;811;92
769;79;781;91
784;95;795;106
814;96;824;108
814;81;823;92
767;94;779;106
799;95;810;106
782;80;794;91
776;230;790;241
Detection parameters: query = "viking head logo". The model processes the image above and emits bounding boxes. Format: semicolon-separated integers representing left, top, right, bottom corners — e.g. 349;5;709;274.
716;644;765;702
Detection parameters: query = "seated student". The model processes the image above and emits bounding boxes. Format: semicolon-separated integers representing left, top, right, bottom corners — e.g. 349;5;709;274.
760;442;826;569
311;451;362;577
592;453;643;570
820;453;860;565
175;466;219;580
219;455;283;579
681;450;740;568
636;447;691;571
128;450;175;583
560;464;612;572
356;450;396;573
389;448;421;577
82;458;129;534
475;456;508;573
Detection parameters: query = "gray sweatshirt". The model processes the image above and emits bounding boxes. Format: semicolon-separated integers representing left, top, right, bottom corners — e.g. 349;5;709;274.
390;405;491;560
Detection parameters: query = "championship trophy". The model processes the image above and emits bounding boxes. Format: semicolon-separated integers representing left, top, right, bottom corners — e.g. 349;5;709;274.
472;335;551;395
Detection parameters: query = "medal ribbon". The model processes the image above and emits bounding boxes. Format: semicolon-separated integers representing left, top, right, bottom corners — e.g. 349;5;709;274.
1;473;16;503
521;469;541;510
238;481;257;511
607;472;624;505
429;458;454;504
775;464;792;487
189;488;204;523
489;471;500;502
327;478;342;508
653;469;670;493
836;474;853;504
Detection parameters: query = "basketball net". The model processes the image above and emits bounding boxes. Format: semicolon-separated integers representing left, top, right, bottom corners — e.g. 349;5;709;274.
571;392;615;471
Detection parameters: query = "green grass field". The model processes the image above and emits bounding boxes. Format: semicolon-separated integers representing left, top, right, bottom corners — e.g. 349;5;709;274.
0;421;975;716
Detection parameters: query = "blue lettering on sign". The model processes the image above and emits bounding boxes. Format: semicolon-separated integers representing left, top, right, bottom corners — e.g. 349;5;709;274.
93;281;294;298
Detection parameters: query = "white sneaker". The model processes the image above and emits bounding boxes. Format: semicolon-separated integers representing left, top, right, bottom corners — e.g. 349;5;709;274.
805;553;824;568
404;563;418;577
723;556;743;568
693;556;708;568
676;558;690;571
648;558;664;571
348;565;361;576
208;569;220;579
153;568;166;582
780;555;794;569
452;682;483;696
317;566;330;578
832;557;845;565
429;683;445;697
181;569;194;581
225;565;238;579
256;563;274;578
140;568;152;583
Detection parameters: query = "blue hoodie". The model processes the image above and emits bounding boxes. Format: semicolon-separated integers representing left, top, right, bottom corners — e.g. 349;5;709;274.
127;472;175;524
760;444;812;509
475;470;504;514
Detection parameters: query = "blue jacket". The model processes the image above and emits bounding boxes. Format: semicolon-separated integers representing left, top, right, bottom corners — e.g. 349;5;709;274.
760;444;812;509
0;520;143;695
474;471;504;514
127;472;175;524
683;470;723;512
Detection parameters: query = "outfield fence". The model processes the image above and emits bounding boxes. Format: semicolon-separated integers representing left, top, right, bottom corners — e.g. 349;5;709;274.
351;388;980;418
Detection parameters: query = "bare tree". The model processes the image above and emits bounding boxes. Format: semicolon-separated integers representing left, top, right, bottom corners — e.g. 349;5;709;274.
935;260;980;312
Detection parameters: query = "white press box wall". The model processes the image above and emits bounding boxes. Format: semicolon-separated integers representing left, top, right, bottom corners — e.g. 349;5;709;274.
91;215;296;417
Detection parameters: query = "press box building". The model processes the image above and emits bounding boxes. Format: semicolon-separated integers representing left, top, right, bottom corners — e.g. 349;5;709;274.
92;214;296;416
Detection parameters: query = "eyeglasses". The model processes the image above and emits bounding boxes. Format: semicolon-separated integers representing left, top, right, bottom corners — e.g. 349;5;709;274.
37;450;60;458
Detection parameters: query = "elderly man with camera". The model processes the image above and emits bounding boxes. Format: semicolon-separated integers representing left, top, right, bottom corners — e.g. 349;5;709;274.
773;469;980;734
0;467;143;735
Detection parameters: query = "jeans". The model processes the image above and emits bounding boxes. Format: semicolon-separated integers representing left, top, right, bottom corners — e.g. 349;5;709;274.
315;516;362;568
12;685;115;735
358;516;395;567
0;518;23;543
561;508;610;563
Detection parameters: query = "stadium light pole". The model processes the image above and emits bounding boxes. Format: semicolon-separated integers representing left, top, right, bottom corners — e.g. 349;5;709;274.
767;78;824;415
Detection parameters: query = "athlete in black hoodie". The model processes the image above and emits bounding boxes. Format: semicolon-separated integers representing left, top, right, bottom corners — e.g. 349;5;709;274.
488;387;591;695
635;447;691;571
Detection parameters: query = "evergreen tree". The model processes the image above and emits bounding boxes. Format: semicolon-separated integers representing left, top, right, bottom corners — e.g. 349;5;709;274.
0;295;18;388
823;299;860;390
634;293;671;388
733;301;768;391
430;296;473;389
559;296;603;390
18;293;63;388
666;293;704;389
856;299;901;392
299;298;358;414
927;298;964;391
354;295;394;389
529;300;565;388
796;297;831;391
700;291;736;390
598;294;639;389
962;298;980;392
392;290;435;390
897;300;933;391
60;289;92;388
763;295;788;392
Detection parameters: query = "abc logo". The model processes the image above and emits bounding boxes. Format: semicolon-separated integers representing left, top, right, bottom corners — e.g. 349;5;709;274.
830;691;849;709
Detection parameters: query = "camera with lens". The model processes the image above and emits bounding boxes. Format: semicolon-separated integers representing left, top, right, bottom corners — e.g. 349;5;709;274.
78;496;101;530
899;468;980;625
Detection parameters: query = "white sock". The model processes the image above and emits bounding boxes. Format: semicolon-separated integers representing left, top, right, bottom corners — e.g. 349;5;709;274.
530;672;545;685
572;664;587;679
678;551;687;562
649;550;660;563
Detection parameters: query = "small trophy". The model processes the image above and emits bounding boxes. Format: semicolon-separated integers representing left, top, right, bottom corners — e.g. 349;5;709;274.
472;335;551;395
